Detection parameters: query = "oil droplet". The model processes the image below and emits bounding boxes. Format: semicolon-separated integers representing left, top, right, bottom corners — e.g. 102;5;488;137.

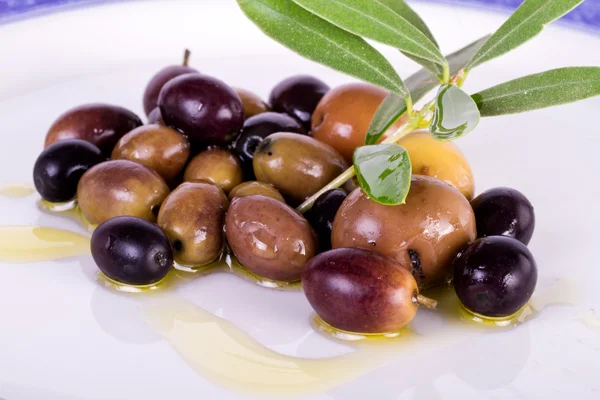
38;199;97;232
0;226;90;263
0;183;35;198
577;310;600;332
311;315;411;341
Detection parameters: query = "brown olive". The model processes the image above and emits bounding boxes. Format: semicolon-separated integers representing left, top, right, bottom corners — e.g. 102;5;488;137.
183;148;243;194
311;83;405;163
77;160;170;225
253;132;348;205
332;176;477;289
44;103;142;156
228;181;285;202
233;87;270;119
303;247;420;333
157;181;228;267
225;195;317;282
111;124;190;183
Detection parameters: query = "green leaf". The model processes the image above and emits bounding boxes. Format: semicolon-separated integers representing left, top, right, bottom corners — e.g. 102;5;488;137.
378;0;438;47
472;67;600;117
365;35;490;145
353;144;412;205
237;0;407;96
465;0;584;70
430;84;480;141
291;0;447;73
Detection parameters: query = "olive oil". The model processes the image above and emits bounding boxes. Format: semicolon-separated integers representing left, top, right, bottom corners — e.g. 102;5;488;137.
38;199;97;232
577;310;600;331
0;183;35;198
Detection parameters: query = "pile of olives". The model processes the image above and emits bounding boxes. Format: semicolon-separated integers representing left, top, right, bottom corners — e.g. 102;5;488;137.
33;51;538;335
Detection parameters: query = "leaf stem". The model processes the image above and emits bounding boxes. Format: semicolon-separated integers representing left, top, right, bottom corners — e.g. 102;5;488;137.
405;96;414;117
415;293;438;310
183;49;191;67
442;63;451;84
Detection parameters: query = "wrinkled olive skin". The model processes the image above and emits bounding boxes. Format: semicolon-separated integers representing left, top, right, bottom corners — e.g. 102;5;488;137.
332;176;477;289
228;181;285;202
306;189;347;251
312;83;405;163
226;195;318;282
183;148;243;194
147;108;165;125
253;132;348;205
269;75;330;129
111;124;190;183
303;247;419;333
157;181;228;267
398;131;475;199
234;87;270;119
143;65;198;116
77;160;170;225
44;103;142;156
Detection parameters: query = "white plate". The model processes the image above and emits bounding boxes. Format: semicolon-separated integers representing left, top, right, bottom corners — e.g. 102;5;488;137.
0;1;599;399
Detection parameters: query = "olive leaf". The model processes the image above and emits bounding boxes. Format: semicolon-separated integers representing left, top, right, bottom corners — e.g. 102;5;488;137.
354;144;412;205
472;67;600;117
430;84;480;141
465;0;584;70
237;0;407;96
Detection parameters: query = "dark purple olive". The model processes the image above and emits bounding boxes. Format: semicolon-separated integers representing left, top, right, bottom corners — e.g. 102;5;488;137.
269;75;330;129
306;189;347;251
147;108;164;125
471;187;535;245
158;74;244;147
232;112;306;178
33;139;105;203
453;236;537;318
91;216;173;285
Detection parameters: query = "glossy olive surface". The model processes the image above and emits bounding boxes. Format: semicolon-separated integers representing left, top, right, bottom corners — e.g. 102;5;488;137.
33;139;105;203
233;112;306;178
44;103;142;156
226;195;317;282
143;65;198;116
77;160;170;225
471;187;535;245
303;247;419;333
234;87;270;119
306;189;347;251
228;181;285;202
454;236;538;317
91;216;173;285
269;75;330;129
183;148;243;194
147;108;165;125
253;132;348;205
158;74;243;146
157;181;228;267
332;176;477;289
111;124;190;183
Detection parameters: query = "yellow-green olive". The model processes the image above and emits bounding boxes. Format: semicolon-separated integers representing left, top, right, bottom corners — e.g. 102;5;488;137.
234;87;270;119
228;181;285;202
183;148;244;194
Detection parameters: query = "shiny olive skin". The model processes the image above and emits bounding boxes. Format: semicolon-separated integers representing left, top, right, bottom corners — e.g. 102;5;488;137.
332;176;477;289
157;181;229;267
33;139;105;203
91;216;173;285
454;236;538;317
306;189;347;251
142;65;198;116
183;148;243;194
233;112;306;179
111;124;190;183
228;181;285;202
234;87;270;119
303;247;419;333
269;75;330;129
159;74;243;146
226;195;318;282
253;132;348;205
77;160;170;225
44;103;142;156
147;108;165;125
471;187;535;245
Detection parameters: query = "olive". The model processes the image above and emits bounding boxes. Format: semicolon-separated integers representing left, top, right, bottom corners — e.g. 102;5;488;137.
157;181;228;267
269;75;330;130
303;247;421;333
232;112;306;179
471;187;535;245
228;181;285;202
332;176;477;289
312;83;405;163
306;189;347;251
253;132;348;205
398;131;475;200
147;108;165;125
91;216;173;285
183;148;243;194
111;124;190;183
453;236;537;317
33;139;105;203
225;195;317;282
77;160;170;225
44;103;142;156
233;87;270;119
158;74;243;146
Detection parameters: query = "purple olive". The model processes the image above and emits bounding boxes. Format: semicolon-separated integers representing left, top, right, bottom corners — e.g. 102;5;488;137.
269;75;330;129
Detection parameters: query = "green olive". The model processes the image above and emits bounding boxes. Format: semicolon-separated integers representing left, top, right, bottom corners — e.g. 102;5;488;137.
183;148;244;194
228;181;285;202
